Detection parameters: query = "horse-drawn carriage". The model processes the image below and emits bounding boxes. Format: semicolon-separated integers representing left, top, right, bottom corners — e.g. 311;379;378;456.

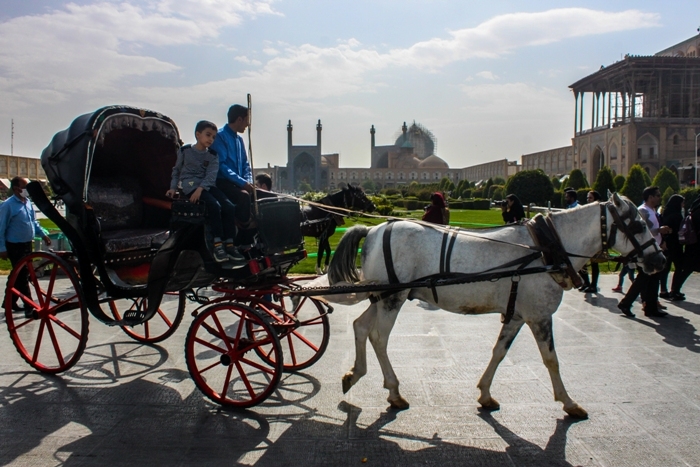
4;105;332;407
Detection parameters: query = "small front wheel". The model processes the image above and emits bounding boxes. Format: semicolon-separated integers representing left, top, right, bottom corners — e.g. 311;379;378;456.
109;292;186;344
4;252;88;373
185;302;283;408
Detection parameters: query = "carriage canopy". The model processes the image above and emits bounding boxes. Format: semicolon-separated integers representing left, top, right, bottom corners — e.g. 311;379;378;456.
40;105;181;209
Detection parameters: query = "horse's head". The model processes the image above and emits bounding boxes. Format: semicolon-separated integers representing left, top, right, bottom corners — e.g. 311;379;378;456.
344;185;376;213
606;192;665;274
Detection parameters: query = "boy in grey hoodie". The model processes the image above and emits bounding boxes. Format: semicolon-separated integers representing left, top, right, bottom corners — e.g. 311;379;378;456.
167;120;246;266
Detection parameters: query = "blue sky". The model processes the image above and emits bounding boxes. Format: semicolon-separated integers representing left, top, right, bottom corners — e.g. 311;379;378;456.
1;1;698;169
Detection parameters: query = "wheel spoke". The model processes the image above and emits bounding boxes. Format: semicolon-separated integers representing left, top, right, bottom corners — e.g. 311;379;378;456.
287;334;298;366
289;329;320;352
42;265;59;309
109;301;122;320
26;261;43;308
31;319;46;363
45;319;66;367
155;308;173;327
197;360;221;374
8;316;35;332
193;336;227;354
293;296;309;316
235;361;256;398
47;314;83;341
221;364;233;398
212;312;234;352
11;288;40;310
239;357;275;375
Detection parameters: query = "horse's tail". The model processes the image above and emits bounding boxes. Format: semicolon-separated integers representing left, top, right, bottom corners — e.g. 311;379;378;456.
328;224;370;285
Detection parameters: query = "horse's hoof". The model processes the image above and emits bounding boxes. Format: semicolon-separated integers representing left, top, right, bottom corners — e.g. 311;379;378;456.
388;396;410;410
478;397;500;411
564;404;588;419
342;373;354;394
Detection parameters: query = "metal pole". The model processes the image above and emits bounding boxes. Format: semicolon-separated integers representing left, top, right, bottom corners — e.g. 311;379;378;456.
11;119;14;156
247;94;258;216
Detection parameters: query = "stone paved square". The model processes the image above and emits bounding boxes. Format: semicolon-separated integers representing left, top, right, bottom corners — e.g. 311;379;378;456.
1;273;700;466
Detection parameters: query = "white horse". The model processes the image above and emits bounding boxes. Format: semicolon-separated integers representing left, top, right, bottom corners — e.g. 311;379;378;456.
327;193;665;418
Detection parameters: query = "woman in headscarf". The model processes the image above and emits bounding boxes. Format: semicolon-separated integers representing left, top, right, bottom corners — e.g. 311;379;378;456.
668;195;700;300
422;192;450;225
659;194;684;299
501;194;525;224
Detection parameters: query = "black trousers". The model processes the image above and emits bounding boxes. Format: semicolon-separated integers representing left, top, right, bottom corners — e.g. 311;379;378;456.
619;267;661;313
217;178;251;224
5;241;32;308
198;186;237;241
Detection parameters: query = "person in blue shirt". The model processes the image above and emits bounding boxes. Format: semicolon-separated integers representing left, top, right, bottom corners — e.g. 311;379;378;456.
211;104;256;228
0;177;51;311
564;189;579;209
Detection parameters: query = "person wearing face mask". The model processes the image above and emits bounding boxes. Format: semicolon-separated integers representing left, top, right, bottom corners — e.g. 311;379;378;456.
0;177;51;312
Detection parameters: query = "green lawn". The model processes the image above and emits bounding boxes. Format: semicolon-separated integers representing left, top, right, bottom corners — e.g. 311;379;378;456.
290;208;628;275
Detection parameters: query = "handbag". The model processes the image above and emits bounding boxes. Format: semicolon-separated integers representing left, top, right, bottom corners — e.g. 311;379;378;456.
170;198;207;225
678;214;697;245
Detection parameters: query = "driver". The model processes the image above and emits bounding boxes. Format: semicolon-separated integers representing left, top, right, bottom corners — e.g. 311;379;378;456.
212;104;256;229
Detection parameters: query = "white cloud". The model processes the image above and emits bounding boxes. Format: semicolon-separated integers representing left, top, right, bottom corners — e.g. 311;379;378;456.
0;1;277;111
263;47;280;56
476;71;498;80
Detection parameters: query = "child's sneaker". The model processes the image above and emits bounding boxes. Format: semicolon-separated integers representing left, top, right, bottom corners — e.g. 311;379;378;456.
611;286;623;293
212;243;229;263
225;244;247;264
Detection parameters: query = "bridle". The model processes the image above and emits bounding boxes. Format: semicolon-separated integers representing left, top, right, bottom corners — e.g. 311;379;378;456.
600;200;660;262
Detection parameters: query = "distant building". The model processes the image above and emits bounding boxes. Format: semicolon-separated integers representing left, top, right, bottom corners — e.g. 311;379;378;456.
521;146;574;177
461;159;518;185
0;154;46;182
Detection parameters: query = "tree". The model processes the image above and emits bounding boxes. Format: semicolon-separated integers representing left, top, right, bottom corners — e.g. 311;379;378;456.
298;180;312;192
492;177;506;186
661;186;674;208
504;169;554;206
613;174;625;192
652;167;680;195
592;166;616;198
620;165;647;205
484;178;494;194
567;169;589;190
551;177;561;190
361;179;376;192
641;168;652;187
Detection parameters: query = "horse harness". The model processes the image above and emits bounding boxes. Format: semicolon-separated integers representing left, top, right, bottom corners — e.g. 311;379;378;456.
376;201;656;325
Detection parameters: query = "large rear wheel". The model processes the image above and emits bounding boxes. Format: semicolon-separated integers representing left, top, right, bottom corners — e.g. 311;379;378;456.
4;252;88;373
185;302;283;408
108;292;186;344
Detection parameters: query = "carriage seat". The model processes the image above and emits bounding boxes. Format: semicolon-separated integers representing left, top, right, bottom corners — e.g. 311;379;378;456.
87;177;169;254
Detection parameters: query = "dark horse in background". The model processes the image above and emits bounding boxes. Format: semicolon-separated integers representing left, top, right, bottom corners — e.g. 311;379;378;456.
301;184;375;274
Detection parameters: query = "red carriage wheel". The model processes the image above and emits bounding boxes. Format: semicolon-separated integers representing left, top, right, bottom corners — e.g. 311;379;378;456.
108;292;186;344
185;302;283;408
4;252;88;374
246;296;330;372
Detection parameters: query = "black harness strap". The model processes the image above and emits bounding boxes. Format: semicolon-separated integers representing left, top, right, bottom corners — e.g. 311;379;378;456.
439;230;449;274
383;221;400;285
445;229;458;273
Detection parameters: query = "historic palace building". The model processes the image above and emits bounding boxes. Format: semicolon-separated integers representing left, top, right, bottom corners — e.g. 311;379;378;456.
569;34;700;184
0;154;46;188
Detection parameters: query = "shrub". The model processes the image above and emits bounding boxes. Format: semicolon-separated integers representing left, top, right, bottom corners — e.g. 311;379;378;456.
652;167;680;195
461;189;472;199
576;188;589;205
551;177;561;190
550;190;564;208
492;187;504;201
416;189;433;201
567;169;589;190
383;188;400;196
661;186;675;208
376;204;393;216
642;169;652;187
592;166;616;199
680;187;700;209
488;184;503;199
613;174;626;192
620;164;647;205
504;169;554;206
472;199;491;210
405;200;421;210
472;189;484;198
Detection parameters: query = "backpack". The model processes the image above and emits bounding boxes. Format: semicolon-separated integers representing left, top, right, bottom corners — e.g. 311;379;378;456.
678;214;697;245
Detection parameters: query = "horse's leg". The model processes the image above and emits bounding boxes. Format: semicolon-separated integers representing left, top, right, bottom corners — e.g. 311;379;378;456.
342;303;377;394
368;296;409;410
323;226;335;273
477;315;525;411
315;233;326;275
527;317;588;419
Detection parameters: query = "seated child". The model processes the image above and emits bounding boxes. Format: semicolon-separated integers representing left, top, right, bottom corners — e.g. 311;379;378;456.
166;120;246;267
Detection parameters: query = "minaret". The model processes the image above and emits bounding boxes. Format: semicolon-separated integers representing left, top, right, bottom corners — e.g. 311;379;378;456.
316;119;322;149
402;121;407;137
287;119;293;151
370;124;376;149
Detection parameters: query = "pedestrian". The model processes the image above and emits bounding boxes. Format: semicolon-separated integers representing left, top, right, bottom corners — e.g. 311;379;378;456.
659;194;684;300
422;192;450;225
166;120;247;267
0;177;52;312
564;190;579;209
611;263;635;293
579;190;601;293
667;196;700;299
501;194;525;224
617;186;671;318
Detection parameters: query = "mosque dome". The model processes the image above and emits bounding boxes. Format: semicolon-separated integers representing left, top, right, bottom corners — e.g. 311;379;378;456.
418;154;449;169
394;122;437;160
